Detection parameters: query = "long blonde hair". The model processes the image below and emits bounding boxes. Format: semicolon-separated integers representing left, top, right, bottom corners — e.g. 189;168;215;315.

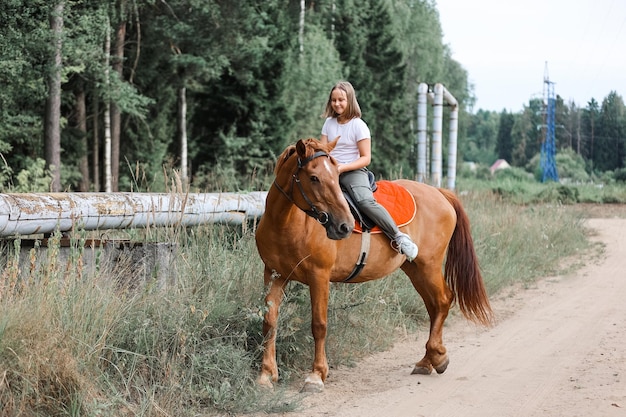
322;81;362;120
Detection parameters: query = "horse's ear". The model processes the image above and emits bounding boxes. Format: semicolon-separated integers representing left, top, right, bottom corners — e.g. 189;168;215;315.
328;136;340;152
296;139;307;159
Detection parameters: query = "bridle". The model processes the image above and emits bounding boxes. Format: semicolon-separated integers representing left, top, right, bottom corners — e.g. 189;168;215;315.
272;150;332;225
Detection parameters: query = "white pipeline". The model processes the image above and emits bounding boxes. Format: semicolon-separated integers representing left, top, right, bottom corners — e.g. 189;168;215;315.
0;192;267;237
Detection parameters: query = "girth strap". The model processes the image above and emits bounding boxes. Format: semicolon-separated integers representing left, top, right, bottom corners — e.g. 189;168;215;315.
343;229;371;282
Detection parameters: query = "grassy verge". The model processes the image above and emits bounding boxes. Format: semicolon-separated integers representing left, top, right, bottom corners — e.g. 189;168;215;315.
0;183;611;416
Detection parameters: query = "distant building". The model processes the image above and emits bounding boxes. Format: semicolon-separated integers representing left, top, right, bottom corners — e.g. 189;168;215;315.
490;159;510;175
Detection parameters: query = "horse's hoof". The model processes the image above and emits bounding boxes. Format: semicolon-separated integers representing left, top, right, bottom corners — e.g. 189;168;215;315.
257;374;275;390
411;364;433;375
301;376;324;393
434;357;450;374
301;381;324;393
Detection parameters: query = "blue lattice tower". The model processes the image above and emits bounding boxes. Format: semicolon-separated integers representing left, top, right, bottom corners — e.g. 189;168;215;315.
541;66;559;182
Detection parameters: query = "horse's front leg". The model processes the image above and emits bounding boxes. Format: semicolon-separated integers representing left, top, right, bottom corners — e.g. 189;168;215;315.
302;276;331;393
258;267;287;389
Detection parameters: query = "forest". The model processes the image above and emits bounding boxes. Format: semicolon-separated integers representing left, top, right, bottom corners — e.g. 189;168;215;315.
1;0;624;193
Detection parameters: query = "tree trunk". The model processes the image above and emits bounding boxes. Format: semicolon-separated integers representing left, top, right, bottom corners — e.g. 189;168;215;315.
590;115;595;170
178;86;188;187
299;0;305;56
92;87;100;192
104;19;112;193
111;6;127;192
331;0;336;42
75;82;90;191
110;107;120;191
44;1;64;192
576;111;581;155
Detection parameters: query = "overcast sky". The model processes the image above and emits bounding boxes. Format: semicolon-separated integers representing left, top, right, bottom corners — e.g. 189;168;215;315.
436;0;626;112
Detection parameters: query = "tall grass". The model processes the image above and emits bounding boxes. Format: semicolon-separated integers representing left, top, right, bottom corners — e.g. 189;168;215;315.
459;190;590;294
0;183;605;416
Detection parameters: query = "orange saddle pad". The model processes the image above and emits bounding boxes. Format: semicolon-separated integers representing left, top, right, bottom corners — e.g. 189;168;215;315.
353;180;416;234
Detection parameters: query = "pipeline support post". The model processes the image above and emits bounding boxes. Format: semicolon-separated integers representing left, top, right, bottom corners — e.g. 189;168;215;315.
416;83;429;183
416;83;459;190
431;83;444;188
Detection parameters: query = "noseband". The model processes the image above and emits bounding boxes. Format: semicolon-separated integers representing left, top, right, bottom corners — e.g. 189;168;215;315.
273;150;332;225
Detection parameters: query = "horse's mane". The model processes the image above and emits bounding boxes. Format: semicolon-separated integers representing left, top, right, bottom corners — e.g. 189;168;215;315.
274;145;296;175
274;138;330;176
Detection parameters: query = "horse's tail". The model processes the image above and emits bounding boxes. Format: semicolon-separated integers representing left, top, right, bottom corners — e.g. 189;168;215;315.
439;189;494;326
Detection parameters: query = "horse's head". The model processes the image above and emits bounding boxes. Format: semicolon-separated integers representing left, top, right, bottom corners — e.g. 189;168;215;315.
274;138;354;240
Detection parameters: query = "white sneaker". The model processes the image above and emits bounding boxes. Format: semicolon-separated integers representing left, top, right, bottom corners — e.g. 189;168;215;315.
393;232;418;262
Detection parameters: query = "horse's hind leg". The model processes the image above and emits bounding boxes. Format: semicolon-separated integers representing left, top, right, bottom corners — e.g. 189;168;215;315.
258;267;288;388
401;260;453;375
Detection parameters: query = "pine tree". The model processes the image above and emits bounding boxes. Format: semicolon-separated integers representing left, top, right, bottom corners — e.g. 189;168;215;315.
496;111;515;163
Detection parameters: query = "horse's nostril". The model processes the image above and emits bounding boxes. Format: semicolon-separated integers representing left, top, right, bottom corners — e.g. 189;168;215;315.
340;223;353;235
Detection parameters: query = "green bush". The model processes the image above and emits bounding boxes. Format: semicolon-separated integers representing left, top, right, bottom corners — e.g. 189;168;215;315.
556;148;590;182
614;168;626;183
494;166;534;182
1;157;52;192
534;184;580;204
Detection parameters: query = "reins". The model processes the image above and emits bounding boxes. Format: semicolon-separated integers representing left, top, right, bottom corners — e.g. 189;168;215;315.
272;150;331;225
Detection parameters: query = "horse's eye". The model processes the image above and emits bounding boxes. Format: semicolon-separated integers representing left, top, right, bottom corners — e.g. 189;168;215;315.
310;175;320;183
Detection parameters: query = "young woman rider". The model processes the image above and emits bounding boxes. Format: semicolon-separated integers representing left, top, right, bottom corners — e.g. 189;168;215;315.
319;81;418;261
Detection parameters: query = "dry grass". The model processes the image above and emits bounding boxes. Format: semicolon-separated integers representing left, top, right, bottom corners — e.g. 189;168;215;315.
0;185;600;416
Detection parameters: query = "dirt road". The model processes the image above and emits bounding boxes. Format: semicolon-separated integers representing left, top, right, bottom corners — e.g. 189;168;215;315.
282;218;626;417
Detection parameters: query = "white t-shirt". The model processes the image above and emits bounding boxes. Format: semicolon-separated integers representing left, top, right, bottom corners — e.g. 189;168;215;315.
321;117;371;164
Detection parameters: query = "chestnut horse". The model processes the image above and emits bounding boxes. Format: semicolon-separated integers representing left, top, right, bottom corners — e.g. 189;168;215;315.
255;138;493;392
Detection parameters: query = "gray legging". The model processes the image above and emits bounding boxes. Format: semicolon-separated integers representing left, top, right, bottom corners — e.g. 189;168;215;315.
339;168;399;240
